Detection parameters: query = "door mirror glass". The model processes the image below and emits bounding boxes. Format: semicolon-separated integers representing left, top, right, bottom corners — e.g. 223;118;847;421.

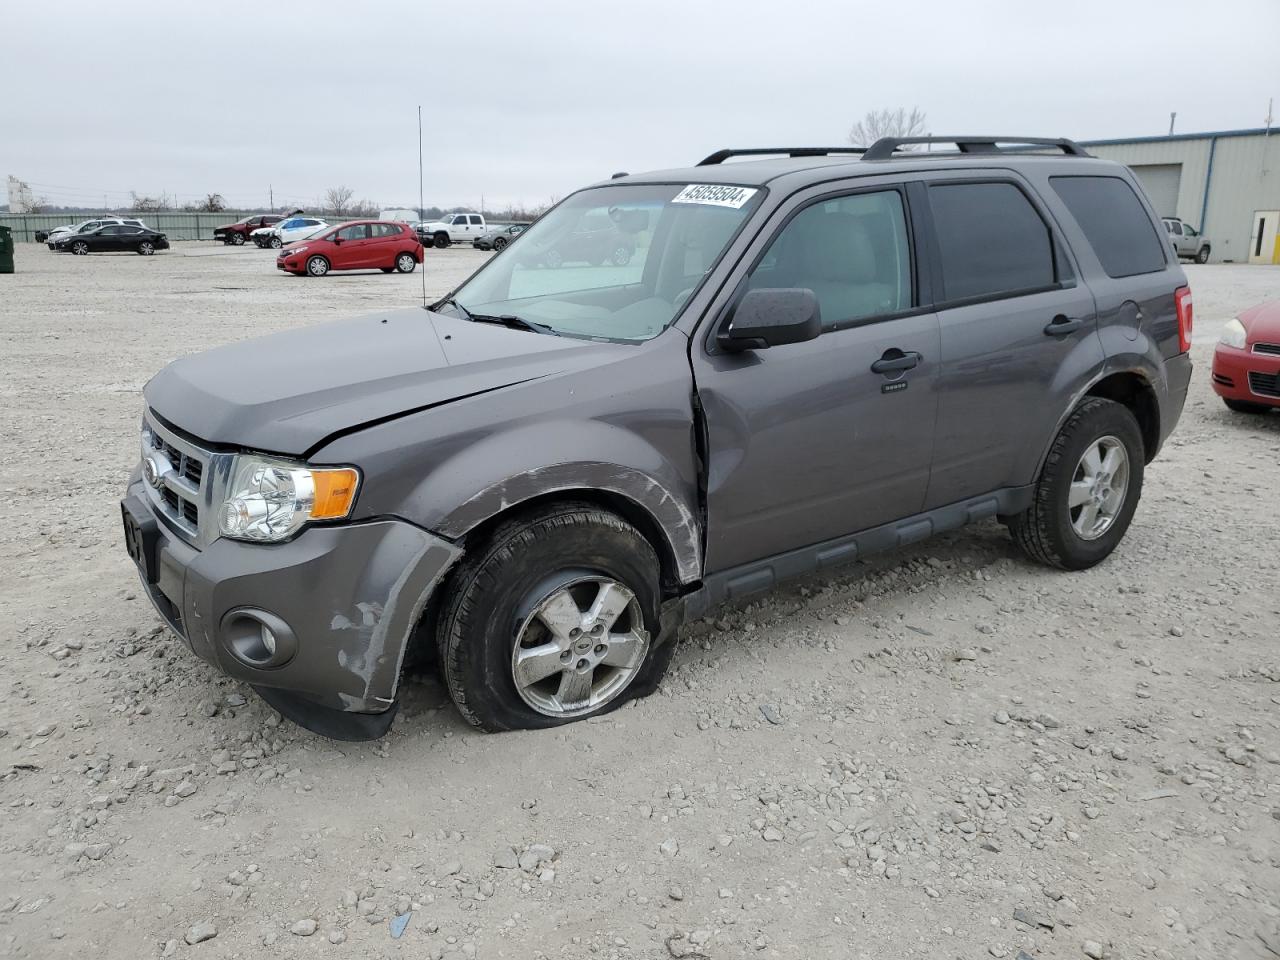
720;288;822;351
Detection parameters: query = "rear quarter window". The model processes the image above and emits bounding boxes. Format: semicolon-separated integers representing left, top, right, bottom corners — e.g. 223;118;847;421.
1050;175;1167;278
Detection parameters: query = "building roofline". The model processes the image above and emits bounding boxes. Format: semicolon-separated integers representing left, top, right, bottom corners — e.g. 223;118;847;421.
1081;127;1274;147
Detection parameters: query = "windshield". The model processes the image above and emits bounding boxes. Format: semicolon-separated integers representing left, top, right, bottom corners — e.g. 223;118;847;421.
445;182;763;341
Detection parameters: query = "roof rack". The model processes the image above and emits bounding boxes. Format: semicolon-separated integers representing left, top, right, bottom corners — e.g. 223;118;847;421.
862;136;1090;161
697;147;868;166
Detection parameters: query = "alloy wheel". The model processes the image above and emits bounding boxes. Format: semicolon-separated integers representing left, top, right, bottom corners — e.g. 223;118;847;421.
511;576;649;718
72;242;88;255
1068;435;1130;540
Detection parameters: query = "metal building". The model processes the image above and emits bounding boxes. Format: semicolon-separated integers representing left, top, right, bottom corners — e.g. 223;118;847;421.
1082;128;1280;265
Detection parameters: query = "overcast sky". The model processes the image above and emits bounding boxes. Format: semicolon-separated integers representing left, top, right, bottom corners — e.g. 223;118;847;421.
6;0;1277;212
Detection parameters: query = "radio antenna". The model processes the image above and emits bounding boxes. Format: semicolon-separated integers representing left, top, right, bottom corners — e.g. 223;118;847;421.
419;104;428;310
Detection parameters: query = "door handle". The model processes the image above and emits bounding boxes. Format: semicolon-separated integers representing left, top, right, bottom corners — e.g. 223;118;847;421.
871;350;922;375
1044;315;1082;336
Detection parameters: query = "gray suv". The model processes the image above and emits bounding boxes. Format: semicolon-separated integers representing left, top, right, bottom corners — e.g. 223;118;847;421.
121;136;1193;740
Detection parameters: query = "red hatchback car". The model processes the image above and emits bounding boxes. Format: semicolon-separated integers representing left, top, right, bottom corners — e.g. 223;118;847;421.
1212;300;1280;414
277;220;423;277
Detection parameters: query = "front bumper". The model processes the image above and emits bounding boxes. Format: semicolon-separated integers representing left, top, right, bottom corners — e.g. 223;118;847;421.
1212;343;1280;406
123;475;460;737
276;255;303;273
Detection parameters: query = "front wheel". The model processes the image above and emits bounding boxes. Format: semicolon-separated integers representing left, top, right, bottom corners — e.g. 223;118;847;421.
305;255;329;277
1008;397;1144;571
1196;245;1211;264
269;236;283;249
71;241;89;256
433;233;450;249
493;237;508;251
138;241;155;256
230;233;246;246
611;246;632;266
1224;398;1272;414
394;252;417;273
438;503;669;731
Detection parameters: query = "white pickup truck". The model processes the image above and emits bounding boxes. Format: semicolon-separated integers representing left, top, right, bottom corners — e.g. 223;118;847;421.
416;213;486;248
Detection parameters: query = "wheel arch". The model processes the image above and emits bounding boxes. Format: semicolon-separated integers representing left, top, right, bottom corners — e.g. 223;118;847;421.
1084;371;1160;463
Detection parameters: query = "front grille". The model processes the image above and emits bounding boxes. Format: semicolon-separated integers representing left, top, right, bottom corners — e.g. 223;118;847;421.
141;414;213;545
1248;371;1280;398
1253;342;1280;356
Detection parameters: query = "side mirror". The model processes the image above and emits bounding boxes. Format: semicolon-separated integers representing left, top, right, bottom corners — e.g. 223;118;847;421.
718;288;822;351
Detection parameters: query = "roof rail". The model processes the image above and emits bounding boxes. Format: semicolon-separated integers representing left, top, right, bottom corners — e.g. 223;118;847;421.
862;136;1090;161
697;147;868;166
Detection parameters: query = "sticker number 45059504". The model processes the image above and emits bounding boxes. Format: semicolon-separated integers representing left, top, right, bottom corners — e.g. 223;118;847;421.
671;184;758;209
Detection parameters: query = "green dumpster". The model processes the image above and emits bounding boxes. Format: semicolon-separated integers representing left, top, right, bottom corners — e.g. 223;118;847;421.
0;225;13;274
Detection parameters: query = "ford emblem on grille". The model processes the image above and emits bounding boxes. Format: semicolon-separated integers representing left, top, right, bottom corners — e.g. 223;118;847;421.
143;455;171;489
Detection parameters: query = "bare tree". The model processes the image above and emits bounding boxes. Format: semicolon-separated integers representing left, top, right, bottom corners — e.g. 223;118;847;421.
130;191;171;212
323;185;355;217
849;107;927;148
198;193;226;212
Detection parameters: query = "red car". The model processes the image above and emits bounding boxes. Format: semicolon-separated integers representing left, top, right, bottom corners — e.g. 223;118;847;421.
276;220;423;277
1212;300;1280;414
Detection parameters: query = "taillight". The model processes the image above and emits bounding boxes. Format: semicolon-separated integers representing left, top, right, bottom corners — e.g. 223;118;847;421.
1174;286;1193;353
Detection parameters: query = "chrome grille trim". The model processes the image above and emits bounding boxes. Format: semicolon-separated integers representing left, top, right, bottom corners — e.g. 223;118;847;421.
140;413;230;547
1252;342;1280;357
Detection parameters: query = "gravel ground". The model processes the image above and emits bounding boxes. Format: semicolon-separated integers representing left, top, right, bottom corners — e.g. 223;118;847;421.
1;244;1278;960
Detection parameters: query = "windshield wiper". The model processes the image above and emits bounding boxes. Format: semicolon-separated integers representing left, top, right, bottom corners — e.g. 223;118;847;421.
434;297;558;336
468;312;560;337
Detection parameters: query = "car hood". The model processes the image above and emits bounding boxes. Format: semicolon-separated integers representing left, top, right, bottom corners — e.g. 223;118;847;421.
1241;301;1280;343
143;308;631;456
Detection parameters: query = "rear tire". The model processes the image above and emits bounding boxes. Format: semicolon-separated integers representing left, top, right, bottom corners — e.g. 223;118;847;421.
438;502;668;732
1008;397;1144;571
395;252;417;273
1195;245;1210;264
1224;398;1271;414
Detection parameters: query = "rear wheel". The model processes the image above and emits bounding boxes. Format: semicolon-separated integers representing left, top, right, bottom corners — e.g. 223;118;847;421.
1008;397;1144;570
137;240;155;256
395;252;417;273
1224;398;1271;414
305;255;329;277
433;232;450;249
230;233;246;246
71;241;89;256
438;503;669;731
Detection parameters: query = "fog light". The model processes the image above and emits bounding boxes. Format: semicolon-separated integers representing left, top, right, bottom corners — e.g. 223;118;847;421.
220;608;295;668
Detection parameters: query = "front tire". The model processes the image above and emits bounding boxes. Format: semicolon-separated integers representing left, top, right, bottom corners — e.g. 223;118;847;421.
433;232;450;249
438;503;667;732
138;241;155;256
305;255;329;277
71;241;89;256
1224;398;1271;414
395;252;417;273
1196;245;1211;264
269;236;283;249
1008;397;1145;571
230;233;246;246
493;237;508;251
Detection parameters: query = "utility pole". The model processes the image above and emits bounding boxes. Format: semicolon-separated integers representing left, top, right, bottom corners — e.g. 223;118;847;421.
1168;112;1176;136
418;106;425;220
269;185;274;211
1266;98;1274;136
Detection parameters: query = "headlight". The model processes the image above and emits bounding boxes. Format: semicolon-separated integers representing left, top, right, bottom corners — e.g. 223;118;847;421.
218;457;360;543
288;245;308;255
1219;318;1247;349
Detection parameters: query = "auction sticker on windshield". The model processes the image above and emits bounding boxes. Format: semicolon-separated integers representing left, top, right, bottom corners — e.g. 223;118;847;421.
671;184;758;209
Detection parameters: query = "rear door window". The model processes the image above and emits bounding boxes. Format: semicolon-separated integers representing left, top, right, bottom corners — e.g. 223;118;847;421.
1050;175;1167;278
927;181;1055;302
